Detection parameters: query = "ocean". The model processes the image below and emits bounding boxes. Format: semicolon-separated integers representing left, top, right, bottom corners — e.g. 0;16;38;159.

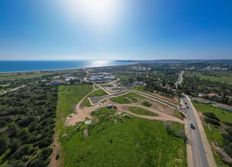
0;60;135;73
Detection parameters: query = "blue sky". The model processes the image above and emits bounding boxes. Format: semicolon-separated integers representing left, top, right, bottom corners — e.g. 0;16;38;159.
0;0;232;60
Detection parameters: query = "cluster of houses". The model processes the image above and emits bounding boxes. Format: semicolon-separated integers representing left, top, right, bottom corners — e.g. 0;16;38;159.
203;66;228;71
131;66;151;71
49;75;80;86
89;72;116;83
48;72;117;85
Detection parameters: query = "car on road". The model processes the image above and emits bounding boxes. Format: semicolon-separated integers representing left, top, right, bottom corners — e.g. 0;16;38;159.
190;123;196;129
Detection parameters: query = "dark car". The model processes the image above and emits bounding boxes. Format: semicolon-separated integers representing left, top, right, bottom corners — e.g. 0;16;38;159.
190;123;196;129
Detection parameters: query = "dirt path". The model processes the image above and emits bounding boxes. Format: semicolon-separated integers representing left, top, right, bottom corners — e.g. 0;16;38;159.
66;86;185;126
50;85;97;166
132;90;178;110
96;83;112;95
116;104;184;124
49;136;60;167
66;96;184;126
65;86;98;126
52;84;186;166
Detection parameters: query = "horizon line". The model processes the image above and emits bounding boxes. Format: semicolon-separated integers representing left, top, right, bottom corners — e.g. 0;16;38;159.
0;58;232;61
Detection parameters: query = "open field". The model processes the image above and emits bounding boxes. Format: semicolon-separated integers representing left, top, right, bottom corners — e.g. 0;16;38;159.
55;85;186;167
132;85;146;91
55;84;93;166
193;102;232;123
111;92;142;104
88;89;108;97
128;106;157;116
193;102;232;167
81;98;91;107
60;107;187;167
81;89;107;107
0;72;49;80
185;71;232;86
56;85;93;133
111;91;181;119
81;89;108;107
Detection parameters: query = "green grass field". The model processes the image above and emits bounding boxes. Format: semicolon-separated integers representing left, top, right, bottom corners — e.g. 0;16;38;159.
56;85;186;167
185;71;232;85
193;102;232;123
193;102;232;167
111;92;142;104
118;75;130;82
81;89;107;107
88;89;108;97
132;85;146;91
61;107;187;167
82;98;91;107
128;106;157;116
56;85;93;133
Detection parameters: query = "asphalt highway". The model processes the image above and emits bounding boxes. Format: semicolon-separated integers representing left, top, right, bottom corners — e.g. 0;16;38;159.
183;96;209;167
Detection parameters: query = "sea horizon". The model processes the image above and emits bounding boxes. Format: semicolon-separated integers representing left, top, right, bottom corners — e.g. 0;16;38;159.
0;60;136;73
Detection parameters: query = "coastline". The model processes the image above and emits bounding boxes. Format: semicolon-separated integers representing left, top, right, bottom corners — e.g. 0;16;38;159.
0;61;137;74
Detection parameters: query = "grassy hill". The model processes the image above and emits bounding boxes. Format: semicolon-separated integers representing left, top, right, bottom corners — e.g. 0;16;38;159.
56;85;187;167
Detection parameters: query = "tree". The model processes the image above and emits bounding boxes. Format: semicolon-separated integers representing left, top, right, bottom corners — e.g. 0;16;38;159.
0;135;7;155
27;158;46;167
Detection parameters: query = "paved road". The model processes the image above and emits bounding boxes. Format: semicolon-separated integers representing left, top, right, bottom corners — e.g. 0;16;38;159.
182;96;209;167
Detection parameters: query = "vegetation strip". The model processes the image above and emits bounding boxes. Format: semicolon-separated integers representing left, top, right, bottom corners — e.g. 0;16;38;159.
0;84;58;167
128;106;157;116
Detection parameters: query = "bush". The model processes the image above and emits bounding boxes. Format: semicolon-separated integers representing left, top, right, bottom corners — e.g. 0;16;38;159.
39;148;53;160
142;101;152;107
0;135;8;155
37;137;53;148
204;117;220;126
8;160;26;167
12;145;34;159
223;121;232;127
166;124;186;140
27;158;46;167
203;112;220;122
56;153;60;160
18;116;34;127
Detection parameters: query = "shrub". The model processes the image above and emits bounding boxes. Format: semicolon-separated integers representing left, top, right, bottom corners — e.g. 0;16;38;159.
39;148;53;160
142;101;152;107
18;116;34;127
204;117;220;126
203;112;220;122
0;135;8;155
28;158;46;167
